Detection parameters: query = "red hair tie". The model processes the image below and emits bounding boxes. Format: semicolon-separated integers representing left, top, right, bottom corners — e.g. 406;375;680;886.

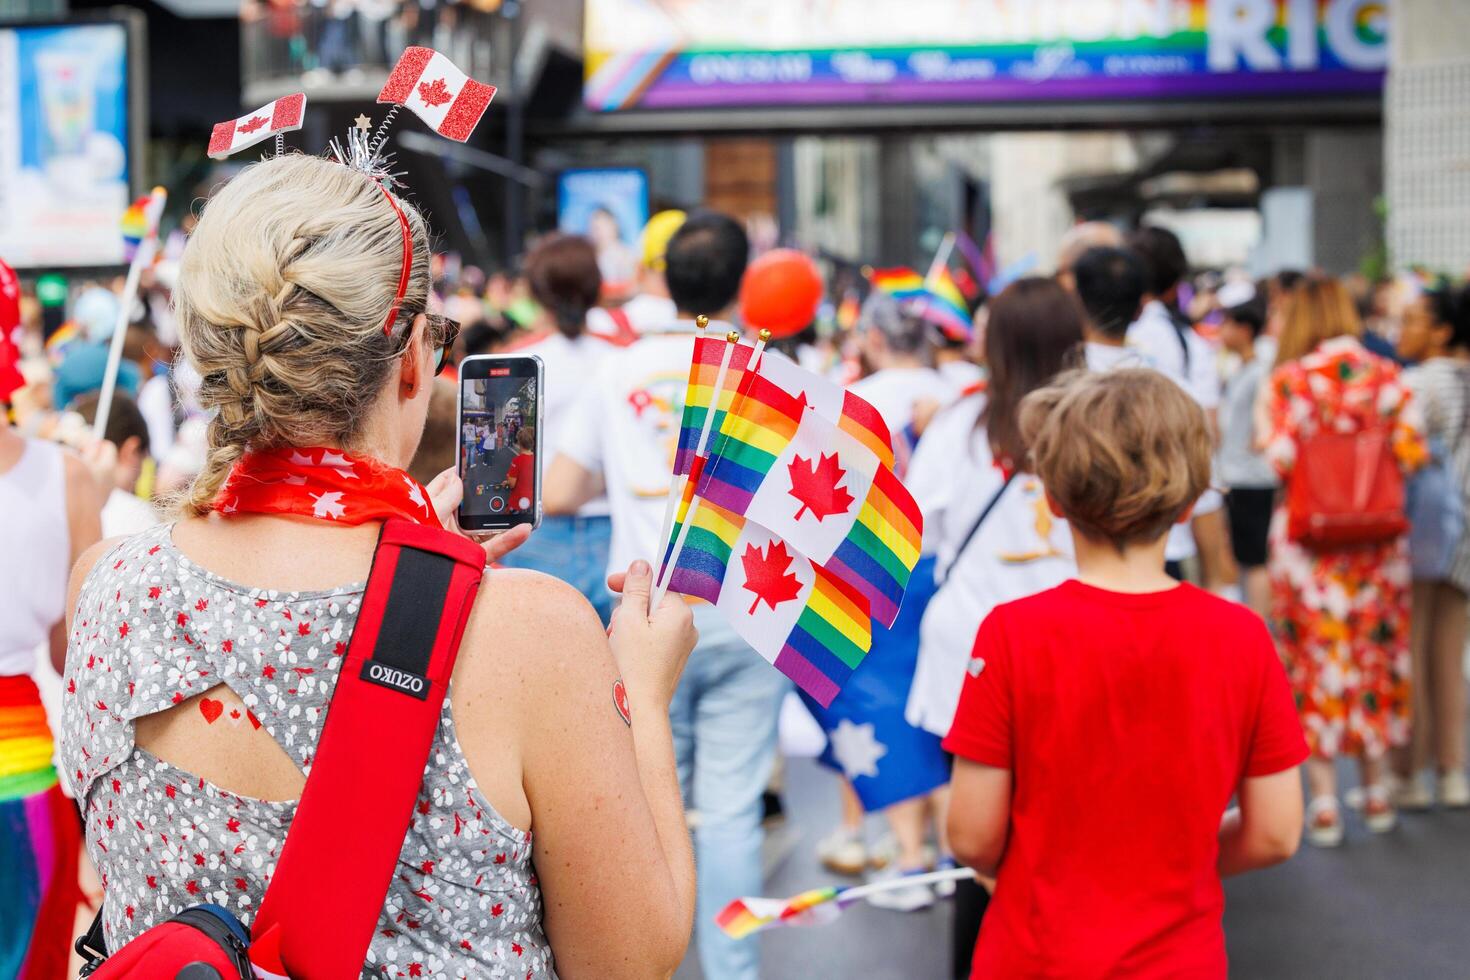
378;183;413;336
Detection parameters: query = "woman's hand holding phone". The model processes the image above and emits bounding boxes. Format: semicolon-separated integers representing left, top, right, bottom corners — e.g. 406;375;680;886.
427;467;533;564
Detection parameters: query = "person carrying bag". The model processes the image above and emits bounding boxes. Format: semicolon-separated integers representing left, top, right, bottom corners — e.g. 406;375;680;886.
77;519;487;979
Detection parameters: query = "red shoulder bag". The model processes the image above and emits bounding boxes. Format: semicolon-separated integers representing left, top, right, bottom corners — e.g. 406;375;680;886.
77;520;487;979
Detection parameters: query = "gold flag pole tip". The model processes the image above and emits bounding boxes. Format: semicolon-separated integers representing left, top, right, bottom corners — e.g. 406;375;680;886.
696;314;710;330
759;329;772;342
726;331;740;343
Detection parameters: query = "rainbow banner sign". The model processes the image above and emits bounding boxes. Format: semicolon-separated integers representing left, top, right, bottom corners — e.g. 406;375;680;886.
584;0;1386;112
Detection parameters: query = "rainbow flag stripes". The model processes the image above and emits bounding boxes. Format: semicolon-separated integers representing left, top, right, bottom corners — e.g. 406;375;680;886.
716;886;843;939
673;335;756;476
667;504;873;708
869;266;925;302
917;266;975;340
660;335;923;706
827;464;924;626
121;196;151;264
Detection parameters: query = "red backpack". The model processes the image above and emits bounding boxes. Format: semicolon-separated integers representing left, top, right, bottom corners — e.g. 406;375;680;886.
1285;371;1409;550
76;520;486;979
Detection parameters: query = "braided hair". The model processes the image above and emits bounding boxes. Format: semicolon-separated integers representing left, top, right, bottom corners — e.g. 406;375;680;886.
173;155;432;515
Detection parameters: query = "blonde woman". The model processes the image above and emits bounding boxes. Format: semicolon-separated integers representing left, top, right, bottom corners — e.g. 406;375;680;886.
1262;278;1425;847
60;156;697;979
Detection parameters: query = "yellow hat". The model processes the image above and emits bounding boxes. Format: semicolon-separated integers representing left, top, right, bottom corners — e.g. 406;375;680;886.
640;209;687;272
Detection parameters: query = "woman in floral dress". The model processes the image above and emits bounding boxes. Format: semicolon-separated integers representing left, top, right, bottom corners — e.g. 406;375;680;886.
1263;278;1426;848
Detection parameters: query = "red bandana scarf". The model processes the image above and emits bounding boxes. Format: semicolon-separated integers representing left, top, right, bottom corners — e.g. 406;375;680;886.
214;446;441;527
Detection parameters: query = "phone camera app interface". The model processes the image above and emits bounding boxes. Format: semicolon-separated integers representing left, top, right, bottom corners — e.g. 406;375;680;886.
461;372;537;518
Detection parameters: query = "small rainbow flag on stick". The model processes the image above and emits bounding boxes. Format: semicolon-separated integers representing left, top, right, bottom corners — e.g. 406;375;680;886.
120;196;151;264
867;266;925;303
716;867;976;940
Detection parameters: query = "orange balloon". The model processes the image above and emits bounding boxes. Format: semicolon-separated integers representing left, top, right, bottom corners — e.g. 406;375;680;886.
740;249;823;338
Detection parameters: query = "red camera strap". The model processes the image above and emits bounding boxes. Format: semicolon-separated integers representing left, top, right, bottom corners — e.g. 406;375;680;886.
250;520;485;979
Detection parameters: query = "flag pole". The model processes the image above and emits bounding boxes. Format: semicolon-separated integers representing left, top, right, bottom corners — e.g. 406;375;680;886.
653;328;740;597
652;329;768;609
651;314;711;586
924;231;956;287
93;186;167;439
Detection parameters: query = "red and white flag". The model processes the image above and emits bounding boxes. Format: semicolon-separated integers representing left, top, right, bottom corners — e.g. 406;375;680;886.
207;94;306;159
377;47;496;143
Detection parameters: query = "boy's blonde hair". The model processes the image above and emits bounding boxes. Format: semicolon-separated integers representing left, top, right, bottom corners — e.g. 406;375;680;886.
1021;368;1211;548
173;155;433;516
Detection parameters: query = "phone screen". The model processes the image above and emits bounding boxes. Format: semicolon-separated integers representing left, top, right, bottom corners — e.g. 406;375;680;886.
457;354;543;532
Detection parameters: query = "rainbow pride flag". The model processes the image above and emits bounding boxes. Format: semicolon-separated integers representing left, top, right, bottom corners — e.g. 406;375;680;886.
673;334;756;476
716;867;974;940
691;354;922;626
868;266;925;303
121;195;152;264
716;887;840;940
666;501;872;707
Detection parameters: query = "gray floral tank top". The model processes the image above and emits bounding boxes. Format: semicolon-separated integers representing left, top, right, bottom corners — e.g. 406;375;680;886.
61;524;556;979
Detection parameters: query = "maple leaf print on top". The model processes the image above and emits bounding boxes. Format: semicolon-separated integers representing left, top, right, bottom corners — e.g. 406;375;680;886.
740;540;803;614
418;77;453;107
788;452;855;522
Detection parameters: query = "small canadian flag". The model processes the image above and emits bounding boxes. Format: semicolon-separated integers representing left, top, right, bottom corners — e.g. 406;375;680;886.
207;94;307;160
377;47;496;143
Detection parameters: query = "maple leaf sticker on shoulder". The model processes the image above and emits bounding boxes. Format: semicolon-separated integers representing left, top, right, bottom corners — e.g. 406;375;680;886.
741;539;803;614
418;77;453;107
788;452;855;522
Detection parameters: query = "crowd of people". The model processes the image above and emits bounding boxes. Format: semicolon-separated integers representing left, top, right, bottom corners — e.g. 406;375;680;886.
242;0;501;84
2;145;1469;980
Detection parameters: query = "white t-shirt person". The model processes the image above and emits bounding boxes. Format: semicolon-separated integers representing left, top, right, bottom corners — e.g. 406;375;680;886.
556;319;722;579
904;393;1074;737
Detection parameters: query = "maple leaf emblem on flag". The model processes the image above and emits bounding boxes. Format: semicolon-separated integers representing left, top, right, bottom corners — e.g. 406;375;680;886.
740;540;803;615
418;77;453;107
788;452;855;522
236;115;269;135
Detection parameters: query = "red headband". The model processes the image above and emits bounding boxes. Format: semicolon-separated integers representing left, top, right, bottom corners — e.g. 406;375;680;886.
378;183;413;336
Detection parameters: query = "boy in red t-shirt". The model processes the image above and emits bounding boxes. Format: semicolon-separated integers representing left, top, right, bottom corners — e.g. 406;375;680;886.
944;368;1307;979
505;425;537;512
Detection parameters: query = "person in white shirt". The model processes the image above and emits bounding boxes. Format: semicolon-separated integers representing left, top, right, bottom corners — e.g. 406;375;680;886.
495;233;620;623
1124;227;1232;590
545;212;787;980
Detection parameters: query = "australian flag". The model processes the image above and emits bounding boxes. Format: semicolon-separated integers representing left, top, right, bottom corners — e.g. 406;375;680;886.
801;556;951;811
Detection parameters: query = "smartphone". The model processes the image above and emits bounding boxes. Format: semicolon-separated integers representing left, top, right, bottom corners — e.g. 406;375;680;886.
456;353;544;533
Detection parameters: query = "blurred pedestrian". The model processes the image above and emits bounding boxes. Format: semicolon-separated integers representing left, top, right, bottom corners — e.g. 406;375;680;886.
1215;283;1278;619
1126;226;1233;592
1263;277;1426;846
1392;282;1470;809
0;333;101;978
548;211;785;980
72;391;160;536
496;233;618;621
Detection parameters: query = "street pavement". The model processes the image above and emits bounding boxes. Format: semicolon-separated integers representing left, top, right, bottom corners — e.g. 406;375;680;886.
677;756;1470;979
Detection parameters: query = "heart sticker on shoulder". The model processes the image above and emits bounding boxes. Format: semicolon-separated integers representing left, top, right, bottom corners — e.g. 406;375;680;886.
612;679;631;726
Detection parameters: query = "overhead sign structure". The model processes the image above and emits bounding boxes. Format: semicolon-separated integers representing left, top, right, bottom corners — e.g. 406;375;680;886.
583;0;1387;113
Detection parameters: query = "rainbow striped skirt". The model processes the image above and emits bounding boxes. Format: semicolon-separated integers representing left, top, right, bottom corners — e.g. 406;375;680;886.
0;674;81;980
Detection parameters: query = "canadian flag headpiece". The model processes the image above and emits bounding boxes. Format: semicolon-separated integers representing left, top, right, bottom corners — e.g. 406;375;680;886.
205;48;496;335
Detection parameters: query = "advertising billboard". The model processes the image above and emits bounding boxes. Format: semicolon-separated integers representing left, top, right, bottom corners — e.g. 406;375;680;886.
584;0;1387;112
557;168;650;294
0;21;133;267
